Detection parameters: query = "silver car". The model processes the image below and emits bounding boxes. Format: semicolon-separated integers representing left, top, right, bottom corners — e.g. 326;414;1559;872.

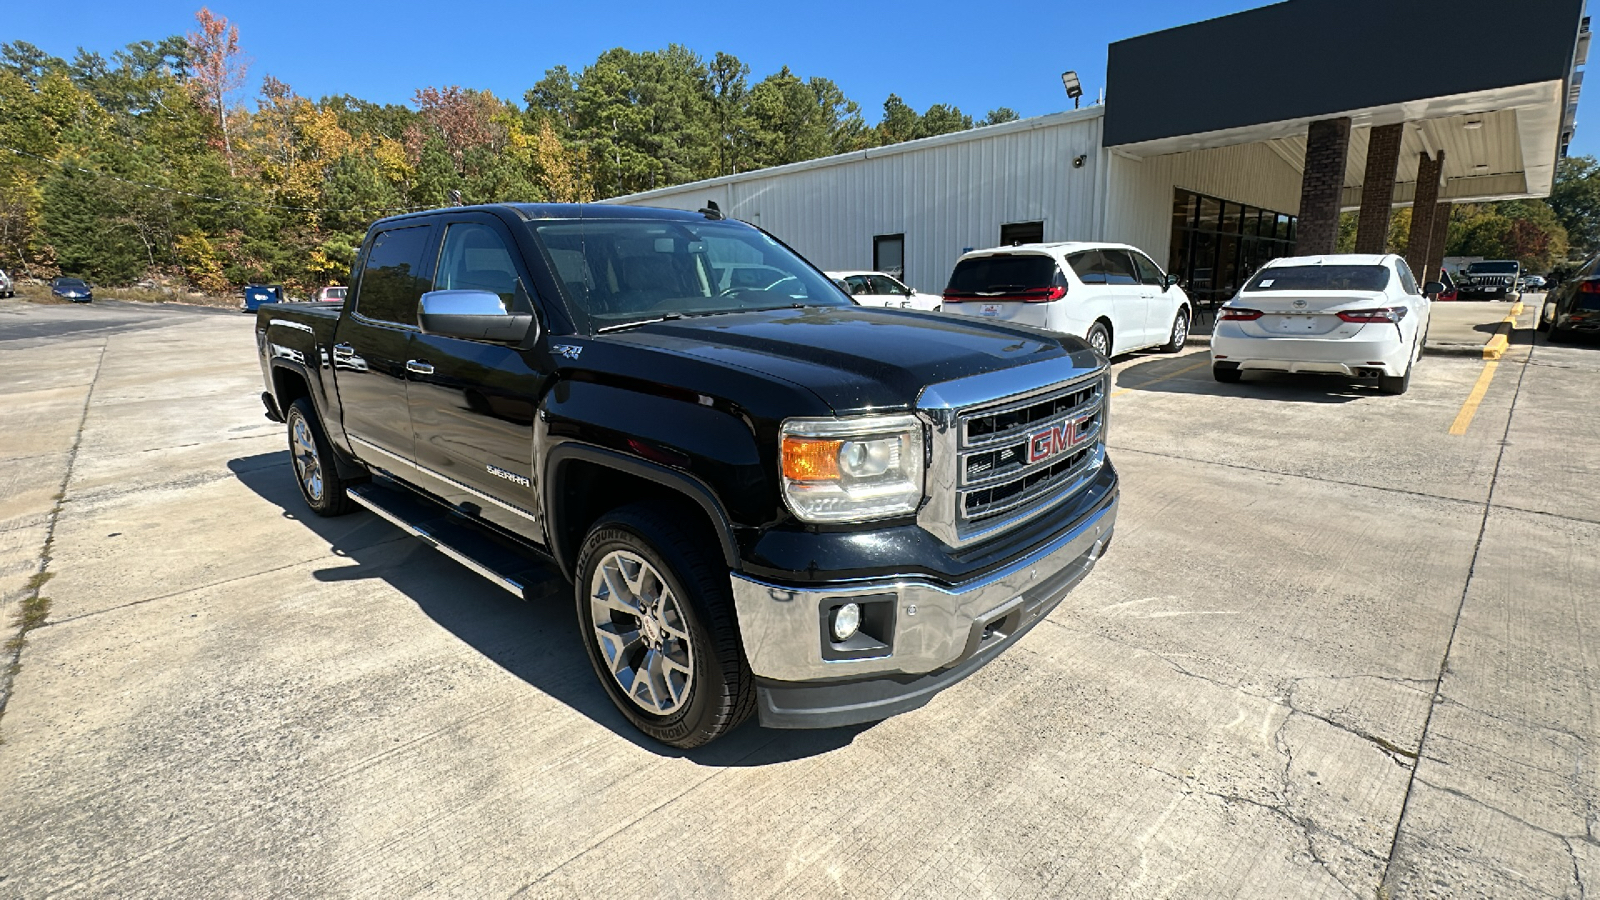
0;269;14;298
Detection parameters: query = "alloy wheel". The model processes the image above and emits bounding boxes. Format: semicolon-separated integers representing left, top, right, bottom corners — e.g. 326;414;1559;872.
291;417;324;502
588;550;695;715
1173;313;1189;348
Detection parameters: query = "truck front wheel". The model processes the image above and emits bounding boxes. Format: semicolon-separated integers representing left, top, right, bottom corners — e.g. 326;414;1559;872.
286;397;357;517
575;503;755;748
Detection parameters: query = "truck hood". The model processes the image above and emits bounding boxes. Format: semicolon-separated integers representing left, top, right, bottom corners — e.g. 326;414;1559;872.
601;305;1096;413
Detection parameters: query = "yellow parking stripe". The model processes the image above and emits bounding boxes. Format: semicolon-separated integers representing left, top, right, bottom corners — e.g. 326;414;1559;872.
1112;357;1212;398
1449;360;1500;436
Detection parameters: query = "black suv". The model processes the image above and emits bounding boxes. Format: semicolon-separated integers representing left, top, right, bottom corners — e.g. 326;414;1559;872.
255;203;1119;747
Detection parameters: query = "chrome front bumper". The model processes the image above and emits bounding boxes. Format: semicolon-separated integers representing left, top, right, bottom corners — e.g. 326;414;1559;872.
729;490;1117;685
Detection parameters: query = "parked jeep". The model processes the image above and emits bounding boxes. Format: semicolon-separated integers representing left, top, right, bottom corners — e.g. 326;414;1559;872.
255;203;1119;748
1458;260;1522;300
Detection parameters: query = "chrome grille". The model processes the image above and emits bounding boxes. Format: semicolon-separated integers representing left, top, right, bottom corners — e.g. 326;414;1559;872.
956;375;1104;529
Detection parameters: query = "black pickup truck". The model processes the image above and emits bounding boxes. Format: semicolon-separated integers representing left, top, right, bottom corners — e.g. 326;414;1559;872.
256;203;1118;748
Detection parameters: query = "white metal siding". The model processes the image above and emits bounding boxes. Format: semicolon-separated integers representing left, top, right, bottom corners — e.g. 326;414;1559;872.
611;112;1106;294
1104;141;1306;270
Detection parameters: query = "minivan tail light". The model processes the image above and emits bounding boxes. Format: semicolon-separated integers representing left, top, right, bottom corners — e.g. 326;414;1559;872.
1337;307;1406;323
942;285;1065;303
1219;308;1263;321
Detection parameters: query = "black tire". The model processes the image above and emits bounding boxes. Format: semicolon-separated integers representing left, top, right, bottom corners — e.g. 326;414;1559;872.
1213;364;1242;383
285;397;357;516
1086;321;1112;359
1159;308;1190;353
1379;358;1413;395
575;503;755;749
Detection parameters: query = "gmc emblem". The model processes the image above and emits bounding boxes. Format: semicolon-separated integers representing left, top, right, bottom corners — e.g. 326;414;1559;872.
1028;417;1091;464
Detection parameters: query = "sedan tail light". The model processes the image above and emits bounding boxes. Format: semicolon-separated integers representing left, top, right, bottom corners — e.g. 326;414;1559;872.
1218;307;1263;321
1336;307;1408;323
1578;280;1600;294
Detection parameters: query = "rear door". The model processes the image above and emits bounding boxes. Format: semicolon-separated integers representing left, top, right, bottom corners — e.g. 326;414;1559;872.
404;213;553;544
1098;249;1152;351
942;252;1062;329
335;222;437;468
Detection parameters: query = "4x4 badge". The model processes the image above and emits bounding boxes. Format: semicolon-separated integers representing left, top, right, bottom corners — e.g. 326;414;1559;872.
553;344;583;360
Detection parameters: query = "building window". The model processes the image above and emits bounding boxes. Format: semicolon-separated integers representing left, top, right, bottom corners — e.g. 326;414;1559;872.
874;234;905;280
1000;221;1044;246
1168;188;1297;306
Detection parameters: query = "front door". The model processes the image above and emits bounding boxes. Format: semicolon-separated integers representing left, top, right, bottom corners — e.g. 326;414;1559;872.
334;223;437;468
404;216;553;545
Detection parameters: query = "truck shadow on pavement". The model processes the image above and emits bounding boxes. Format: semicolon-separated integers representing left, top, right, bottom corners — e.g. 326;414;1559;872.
228;452;869;766
1113;354;1371;403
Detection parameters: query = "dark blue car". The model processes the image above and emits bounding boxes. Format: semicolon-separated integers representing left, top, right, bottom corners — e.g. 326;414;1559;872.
51;277;92;302
241;284;285;313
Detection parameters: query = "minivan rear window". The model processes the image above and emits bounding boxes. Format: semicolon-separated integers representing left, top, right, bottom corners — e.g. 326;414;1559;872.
946;255;1060;296
1245;265;1389;292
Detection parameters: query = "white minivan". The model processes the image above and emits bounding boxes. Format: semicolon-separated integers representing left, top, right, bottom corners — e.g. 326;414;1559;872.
941;243;1193;358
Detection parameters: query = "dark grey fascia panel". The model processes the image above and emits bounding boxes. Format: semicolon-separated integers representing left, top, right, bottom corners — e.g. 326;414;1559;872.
1105;0;1585;147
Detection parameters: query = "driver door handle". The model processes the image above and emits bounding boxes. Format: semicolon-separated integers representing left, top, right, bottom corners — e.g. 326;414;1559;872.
406;359;434;376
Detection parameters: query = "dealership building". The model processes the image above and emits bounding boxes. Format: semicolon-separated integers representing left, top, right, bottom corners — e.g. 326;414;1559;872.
612;0;1589;305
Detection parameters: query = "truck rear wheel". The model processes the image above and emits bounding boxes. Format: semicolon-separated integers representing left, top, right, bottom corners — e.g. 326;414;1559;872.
286;397;357;516
575;503;754;748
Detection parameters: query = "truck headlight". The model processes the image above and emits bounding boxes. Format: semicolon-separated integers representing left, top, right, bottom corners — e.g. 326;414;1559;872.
780;414;924;523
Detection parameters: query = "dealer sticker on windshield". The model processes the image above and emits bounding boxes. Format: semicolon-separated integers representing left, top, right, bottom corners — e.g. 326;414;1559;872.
980;304;1002;317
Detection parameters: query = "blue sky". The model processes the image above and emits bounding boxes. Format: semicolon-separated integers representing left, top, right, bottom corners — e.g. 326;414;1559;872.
7;0;1598;159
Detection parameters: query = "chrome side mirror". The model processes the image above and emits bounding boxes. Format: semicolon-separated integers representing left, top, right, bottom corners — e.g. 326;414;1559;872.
418;290;533;342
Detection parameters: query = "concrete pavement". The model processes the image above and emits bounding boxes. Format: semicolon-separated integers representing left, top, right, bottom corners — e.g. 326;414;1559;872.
0;298;1596;898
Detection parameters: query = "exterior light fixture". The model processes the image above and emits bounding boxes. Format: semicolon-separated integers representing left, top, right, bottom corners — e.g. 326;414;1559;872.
1061;71;1083;109
1464;119;1484;130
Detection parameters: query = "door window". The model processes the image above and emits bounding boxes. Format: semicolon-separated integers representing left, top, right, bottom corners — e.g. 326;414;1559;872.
865;274;906;295
873;234;905;281
355;225;434;326
1067;251;1106;284
1395;259;1420;294
843;275;872;296
434;222;527;310
1131;251;1167;286
1100;250;1140;286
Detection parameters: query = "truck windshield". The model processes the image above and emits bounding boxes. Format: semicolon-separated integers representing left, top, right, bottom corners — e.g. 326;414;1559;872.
1466;262;1519;274
1245;265;1389;292
529;218;849;332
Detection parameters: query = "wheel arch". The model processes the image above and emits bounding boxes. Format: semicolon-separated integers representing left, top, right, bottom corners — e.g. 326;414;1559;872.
544;443;740;584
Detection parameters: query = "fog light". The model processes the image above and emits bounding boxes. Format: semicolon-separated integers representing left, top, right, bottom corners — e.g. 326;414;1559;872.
831;602;861;642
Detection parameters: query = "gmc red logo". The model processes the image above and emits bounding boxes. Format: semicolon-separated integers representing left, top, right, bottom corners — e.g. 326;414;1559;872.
1028;417;1091;464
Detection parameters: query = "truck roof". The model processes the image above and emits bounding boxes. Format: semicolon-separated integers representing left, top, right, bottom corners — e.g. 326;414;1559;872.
373;202;712;229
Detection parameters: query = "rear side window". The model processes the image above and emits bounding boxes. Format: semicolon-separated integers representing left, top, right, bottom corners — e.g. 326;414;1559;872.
1245;265;1390;292
356;225;434;326
1395;260;1419;294
947;255;1061;295
1067;251;1105;284
1100;250;1139;286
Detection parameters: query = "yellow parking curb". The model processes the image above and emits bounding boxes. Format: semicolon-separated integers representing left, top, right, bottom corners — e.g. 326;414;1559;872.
1481;306;1521;360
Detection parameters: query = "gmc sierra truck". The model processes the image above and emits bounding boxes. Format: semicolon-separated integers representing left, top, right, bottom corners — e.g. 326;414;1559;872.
256;203;1118;748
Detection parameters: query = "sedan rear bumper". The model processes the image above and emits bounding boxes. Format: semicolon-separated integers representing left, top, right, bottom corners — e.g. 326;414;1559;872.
1211;327;1412;375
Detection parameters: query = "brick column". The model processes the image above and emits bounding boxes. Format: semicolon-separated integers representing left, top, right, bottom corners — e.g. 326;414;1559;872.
1295;117;1352;255
1405;151;1444;280
1426;201;1452;284
1355;123;1404;254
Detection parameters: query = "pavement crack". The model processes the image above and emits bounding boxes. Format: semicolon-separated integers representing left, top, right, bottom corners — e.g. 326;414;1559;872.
1570;837;1588;900
1380;337;1535;891
0;339;105;729
1108;444;1484;509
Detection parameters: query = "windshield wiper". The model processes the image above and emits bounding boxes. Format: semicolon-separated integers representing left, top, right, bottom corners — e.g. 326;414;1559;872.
596;313;682;333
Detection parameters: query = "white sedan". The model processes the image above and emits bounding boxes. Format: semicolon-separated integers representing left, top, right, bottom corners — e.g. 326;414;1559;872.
1211;253;1435;395
827;271;942;311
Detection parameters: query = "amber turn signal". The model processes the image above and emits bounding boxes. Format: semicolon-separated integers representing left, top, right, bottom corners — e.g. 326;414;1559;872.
781;437;842;481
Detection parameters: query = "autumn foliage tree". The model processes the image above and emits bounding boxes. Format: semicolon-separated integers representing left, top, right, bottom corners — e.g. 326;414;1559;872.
186;7;247;174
